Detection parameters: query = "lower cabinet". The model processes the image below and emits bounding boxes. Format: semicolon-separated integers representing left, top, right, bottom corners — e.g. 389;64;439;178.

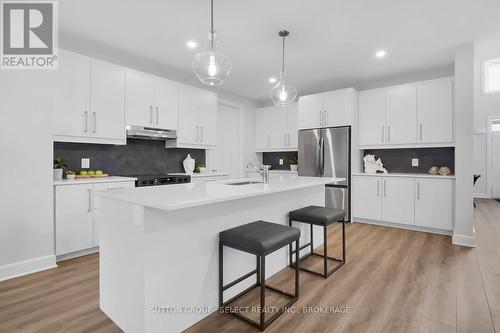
353;175;453;232
55;180;135;257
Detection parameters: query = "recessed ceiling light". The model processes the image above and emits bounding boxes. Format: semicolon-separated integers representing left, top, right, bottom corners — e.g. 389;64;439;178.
269;77;277;84
187;41;197;49
375;50;387;58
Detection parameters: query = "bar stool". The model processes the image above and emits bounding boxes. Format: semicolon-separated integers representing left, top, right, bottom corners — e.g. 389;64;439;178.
219;220;300;331
288;206;345;278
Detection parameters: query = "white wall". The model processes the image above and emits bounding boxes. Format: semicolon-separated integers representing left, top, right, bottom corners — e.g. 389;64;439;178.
473;39;500;196
0;70;56;280
453;44;475;246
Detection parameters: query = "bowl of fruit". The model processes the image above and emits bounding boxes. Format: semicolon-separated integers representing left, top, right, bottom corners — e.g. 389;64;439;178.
76;170;108;178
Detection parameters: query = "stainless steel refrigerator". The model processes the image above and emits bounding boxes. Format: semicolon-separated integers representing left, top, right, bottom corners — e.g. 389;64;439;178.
298;126;351;221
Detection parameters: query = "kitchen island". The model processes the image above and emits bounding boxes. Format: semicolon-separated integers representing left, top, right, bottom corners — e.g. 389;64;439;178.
97;176;341;333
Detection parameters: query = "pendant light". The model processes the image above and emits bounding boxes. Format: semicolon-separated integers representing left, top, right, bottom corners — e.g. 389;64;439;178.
192;0;232;86
271;30;297;107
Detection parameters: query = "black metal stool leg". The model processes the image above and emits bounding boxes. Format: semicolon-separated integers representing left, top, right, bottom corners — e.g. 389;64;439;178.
310;223;314;253
219;241;223;307
295;240;299;297
260;255;266;331
342;220;346;263
323;225;328;278
288;218;293;268
256;255;261;286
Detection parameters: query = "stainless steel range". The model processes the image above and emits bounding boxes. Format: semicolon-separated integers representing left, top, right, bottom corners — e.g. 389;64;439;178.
126;174;191;187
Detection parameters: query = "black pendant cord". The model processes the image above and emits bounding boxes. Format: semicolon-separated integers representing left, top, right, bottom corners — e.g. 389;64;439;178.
210;0;214;49
282;35;285;72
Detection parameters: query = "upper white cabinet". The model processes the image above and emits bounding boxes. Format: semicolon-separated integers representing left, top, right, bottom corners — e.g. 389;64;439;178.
417;78;453;143
386;85;417;144
358;90;386;146
53;50;126;145
298;88;355;130
125;70;178;130
358;77;453;147
255;103;298;152
167;85;217;149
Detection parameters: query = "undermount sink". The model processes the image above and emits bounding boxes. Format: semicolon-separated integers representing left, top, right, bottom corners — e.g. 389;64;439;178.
226;181;264;185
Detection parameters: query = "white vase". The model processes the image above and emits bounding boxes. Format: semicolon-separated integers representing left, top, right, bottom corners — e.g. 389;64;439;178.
53;168;63;180
183;154;195;174
290;164;298;172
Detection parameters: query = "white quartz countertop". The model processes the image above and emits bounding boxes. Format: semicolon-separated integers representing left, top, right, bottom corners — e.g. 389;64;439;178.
352;172;456;179
53;176;137;186
168;172;229;178
96;176;340;211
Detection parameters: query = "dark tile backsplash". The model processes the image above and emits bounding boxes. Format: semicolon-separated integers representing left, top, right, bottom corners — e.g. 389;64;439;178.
362;147;454;174
54;139;205;175
263;151;298;170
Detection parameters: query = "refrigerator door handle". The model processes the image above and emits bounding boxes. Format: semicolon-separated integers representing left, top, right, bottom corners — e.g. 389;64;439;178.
319;135;325;176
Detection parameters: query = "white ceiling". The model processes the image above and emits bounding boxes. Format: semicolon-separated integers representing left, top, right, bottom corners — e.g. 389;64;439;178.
60;0;500;105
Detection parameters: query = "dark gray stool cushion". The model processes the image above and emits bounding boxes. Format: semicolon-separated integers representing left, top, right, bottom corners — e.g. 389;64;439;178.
289;206;345;226
220;221;300;255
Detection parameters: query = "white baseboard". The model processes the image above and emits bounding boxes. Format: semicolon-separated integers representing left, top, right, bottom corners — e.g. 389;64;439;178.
474;193;491;199
352;218;452;236
56;247;99;262
452;233;476;247
0;255;57;282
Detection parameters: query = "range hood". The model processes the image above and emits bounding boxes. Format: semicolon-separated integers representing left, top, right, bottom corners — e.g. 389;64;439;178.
126;125;177;140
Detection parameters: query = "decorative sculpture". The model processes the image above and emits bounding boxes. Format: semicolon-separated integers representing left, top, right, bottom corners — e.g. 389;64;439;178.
363;154;388;174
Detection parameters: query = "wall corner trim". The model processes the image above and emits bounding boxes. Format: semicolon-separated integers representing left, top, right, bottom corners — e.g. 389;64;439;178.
0;255;57;282
452;233;476;247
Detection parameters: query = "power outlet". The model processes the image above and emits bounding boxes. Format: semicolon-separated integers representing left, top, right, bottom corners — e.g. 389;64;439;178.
279;159;284;165
411;158;419;167
81;158;90;169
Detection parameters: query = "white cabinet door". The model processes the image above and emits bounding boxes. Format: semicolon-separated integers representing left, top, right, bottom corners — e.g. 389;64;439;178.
90;61;126;141
358;90;386;146
417;79;453;144
198;90;217;146
154;78;178;130
381;177;415;225
352;176;382;220
324;89;353;127
54;50;91;137
415;178;453;230
298;94;324;129
125;70;154;127
178;85;200;145
255;108;272;150
270;108;287;149
386;86;417;144
55;184;94;255
286;103;298;149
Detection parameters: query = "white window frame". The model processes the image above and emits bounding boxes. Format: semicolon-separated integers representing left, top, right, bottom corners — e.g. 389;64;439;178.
482;59;500;95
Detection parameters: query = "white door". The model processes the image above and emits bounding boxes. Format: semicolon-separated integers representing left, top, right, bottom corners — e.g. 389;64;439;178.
154;78;178;130
386;85;417;144
198;90;218;147
381;177;415;225
298;94;324;129
90;61;126;141
286;103;299;149
415;178;453;230
358;90;386;146
352;176;382;220
255;107;272;150
53;50;91;137
125;70;154;127
417;79;453;143
323;89;353;127
55;184;94;255
212;103;242;178
178;85;200;145
492;129;500;198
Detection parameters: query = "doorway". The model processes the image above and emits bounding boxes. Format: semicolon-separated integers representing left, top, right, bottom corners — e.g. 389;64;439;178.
491;119;500;198
210;101;243;178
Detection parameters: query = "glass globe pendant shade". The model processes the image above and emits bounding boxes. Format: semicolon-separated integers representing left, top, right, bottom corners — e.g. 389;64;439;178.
192;48;232;86
271;70;297;107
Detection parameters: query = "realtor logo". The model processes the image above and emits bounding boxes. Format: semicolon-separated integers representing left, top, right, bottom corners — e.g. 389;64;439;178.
1;1;58;69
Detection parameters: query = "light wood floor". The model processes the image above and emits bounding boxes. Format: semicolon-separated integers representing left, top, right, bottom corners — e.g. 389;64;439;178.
1;199;500;333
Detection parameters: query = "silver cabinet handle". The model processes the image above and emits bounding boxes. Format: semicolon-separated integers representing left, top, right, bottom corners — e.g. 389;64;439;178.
200;126;204;142
196;126;199;142
150;106;153;124
377;179;380;197
93;112;96;133
156;107;159;125
288;133;291;146
381;126;384;143
284;133;287;146
387;126;391;142
417;182;420;200
267;134;270;147
87;189;92;213
383;180;387;197
419;124;423;141
324;110;328;126
320;111;324;126
84;111;89;133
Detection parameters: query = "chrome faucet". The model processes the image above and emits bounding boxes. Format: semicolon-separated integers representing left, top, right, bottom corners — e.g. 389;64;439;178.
247;163;270;184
